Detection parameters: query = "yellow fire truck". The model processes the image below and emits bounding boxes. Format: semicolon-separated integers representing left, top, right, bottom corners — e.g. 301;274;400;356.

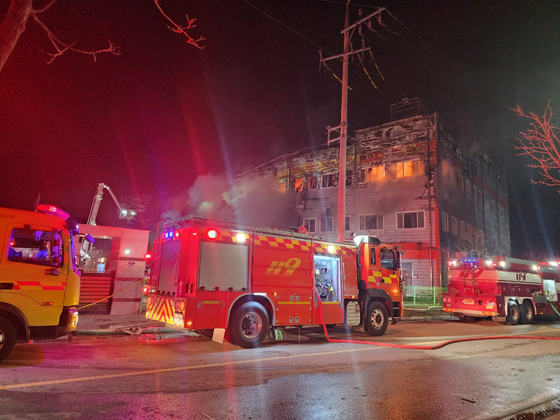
0;204;91;362
145;218;404;348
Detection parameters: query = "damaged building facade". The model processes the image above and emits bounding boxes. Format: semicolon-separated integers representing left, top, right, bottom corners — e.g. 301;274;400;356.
239;108;511;294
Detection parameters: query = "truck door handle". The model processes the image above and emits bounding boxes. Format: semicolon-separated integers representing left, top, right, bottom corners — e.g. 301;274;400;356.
0;282;14;290
45;268;60;276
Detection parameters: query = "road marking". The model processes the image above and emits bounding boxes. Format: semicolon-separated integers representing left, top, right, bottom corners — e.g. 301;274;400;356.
2;327;557;391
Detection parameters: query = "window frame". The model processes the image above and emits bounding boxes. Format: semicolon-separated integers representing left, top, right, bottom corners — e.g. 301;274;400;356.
359;214;384;230
396;211;425;229
442;212;449;232
303;218;316;233
320;217;333;232
396;160;424;178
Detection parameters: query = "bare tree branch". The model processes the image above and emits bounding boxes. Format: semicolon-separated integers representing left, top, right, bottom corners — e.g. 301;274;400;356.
31;12;121;63
513;101;560;192
153;0;205;49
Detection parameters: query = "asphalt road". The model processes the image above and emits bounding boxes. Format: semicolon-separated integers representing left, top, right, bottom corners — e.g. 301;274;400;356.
1;319;559;420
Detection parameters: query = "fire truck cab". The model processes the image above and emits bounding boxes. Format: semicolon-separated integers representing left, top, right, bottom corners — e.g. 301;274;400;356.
443;256;560;324
0;205;91;362
145;218;403;348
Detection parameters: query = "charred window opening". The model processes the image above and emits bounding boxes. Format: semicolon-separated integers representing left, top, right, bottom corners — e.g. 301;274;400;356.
294;177;304;192
308;177;318;190
397;160;424;178
303;218;316;233
359;165;385;182
359;215;383;230
322;173;337;188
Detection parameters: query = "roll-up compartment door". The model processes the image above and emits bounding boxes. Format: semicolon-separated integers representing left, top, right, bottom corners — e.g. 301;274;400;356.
199;242;249;291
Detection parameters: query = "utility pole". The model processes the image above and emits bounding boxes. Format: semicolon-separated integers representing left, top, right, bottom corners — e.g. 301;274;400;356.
320;3;385;240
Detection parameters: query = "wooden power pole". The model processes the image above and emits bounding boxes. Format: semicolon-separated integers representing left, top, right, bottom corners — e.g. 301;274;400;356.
321;3;385;240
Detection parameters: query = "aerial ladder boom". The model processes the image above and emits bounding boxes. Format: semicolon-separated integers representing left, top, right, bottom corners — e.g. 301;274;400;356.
87;183;132;226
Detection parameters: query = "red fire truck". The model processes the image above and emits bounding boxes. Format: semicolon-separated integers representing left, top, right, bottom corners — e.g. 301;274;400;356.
443;256;560;324
145;218;403;347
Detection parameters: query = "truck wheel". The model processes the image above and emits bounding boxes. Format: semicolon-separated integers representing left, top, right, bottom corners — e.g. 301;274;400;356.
365;301;389;336
228;302;269;348
520;301;535;324
505;302;520;325
0;316;17;363
196;329;214;338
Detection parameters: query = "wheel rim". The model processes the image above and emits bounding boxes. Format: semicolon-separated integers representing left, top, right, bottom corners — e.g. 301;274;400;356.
0;330;4;347
511;306;519;322
524;305;534;320
240;311;263;339
370;308;385;329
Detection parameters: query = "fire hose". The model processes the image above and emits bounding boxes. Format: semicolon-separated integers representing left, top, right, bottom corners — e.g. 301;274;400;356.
313;289;560;350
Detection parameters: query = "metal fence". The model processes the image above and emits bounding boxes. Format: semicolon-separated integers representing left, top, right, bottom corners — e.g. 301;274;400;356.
403;286;447;309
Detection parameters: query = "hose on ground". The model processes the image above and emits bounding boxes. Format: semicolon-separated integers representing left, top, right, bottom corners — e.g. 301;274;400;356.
314;289;560;350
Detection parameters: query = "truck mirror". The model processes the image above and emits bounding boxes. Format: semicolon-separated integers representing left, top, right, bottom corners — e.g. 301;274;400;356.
84;234;95;244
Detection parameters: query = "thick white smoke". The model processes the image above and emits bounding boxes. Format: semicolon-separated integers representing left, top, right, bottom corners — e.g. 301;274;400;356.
162;173;298;229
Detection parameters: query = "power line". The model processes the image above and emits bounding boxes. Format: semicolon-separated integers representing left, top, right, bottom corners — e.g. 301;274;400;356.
508;197;560;214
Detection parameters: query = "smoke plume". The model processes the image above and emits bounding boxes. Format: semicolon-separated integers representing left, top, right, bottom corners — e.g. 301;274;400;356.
162;173;298;229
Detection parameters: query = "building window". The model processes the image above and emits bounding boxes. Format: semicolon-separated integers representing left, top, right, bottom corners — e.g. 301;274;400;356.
346;170;353;186
303;218;316;233
308;177;318;190
456;173;463;188
359;215;384;230
322;173;336;188
459;220;465;237
321;217;333;232
464;179;471;196
294;177;304;192
505;226;510;238
476;188;483;205
442;212;449;232
499;206;505;218
397;211;425;229
490;200;496;214
345;216;351;231
360;165;385;182
450;216;457;236
397;160;424;178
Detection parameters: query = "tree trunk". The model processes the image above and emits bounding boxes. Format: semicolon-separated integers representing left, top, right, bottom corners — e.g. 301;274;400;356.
0;0;33;74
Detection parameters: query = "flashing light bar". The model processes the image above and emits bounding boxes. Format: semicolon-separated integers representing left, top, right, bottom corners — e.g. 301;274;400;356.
164;228;181;240
462;258;478;264
36;204;70;220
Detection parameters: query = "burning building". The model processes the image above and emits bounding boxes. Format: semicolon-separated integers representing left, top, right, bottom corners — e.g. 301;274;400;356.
238;101;510;294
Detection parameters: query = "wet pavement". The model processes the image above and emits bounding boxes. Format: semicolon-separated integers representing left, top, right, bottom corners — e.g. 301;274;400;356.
75;307;455;334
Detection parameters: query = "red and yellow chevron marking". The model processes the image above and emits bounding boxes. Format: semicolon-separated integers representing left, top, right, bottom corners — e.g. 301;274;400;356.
254;235;311;251
13;281;66;291
149;297;174;324
213;230;250;243
311;242;353;256
367;270;398;284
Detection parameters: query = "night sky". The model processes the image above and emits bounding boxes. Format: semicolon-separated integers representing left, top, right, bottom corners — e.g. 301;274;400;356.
1;1;559;257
